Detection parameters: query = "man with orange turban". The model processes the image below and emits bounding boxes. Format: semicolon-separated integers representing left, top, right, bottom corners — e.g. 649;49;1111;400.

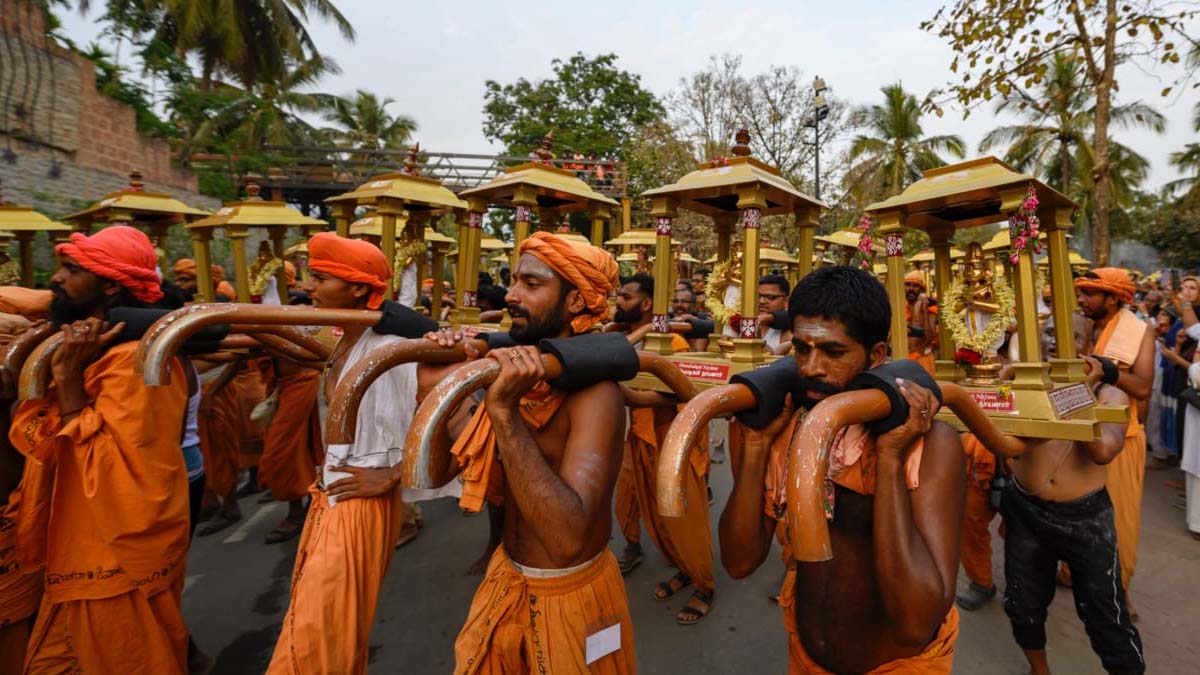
211;264;236;301
13;225;191;673
267;233;439;675
419;231;636;673
904;271;938;376
1074;268;1155;609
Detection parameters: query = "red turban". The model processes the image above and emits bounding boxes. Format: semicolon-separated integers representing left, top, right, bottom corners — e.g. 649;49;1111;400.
55;225;163;304
518;231;618;335
307;232;391;309
1074;267;1135;305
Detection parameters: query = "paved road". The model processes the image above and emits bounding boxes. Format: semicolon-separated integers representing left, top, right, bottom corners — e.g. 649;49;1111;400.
183;465;1199;674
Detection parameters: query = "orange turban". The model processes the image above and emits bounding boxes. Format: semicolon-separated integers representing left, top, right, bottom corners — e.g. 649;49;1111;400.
518;231;618;335
284;260;296;288
55;225;163;304
1075;267;1135;305
307;232;391;309
903;271;926;291
173;258;196;277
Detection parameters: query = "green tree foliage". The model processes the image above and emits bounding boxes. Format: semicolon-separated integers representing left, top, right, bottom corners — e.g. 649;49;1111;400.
921;0;1197;266
1132;195;1200;269
322;90;417;151
845;83;966;201
482;53;664;158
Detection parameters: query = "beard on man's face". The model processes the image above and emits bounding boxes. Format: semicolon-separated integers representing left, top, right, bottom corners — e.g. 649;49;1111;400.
49;285;94;327
795;374;846;409
612;305;643;324
507;303;570;345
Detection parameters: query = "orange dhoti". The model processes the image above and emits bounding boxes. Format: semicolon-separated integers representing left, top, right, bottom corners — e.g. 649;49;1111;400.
454;545;635;674
0;501;42;673
1106;427;1146;590
614;438;640;544
781;567;958;674
24;577;186;675
959;433;998;589
267;487;402;675
628;406;713;592
198;371;241;497
258;370;323;502
235;358;271;469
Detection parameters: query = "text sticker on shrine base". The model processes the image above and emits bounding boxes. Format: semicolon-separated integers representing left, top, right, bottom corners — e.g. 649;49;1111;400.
1049;382;1096;419
585;624;621;665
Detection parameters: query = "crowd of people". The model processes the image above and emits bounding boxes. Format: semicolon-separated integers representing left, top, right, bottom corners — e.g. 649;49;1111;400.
0;224;1192;675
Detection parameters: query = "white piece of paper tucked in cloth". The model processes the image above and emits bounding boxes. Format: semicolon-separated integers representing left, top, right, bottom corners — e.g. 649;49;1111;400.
323;444;462;507
585;623;621;664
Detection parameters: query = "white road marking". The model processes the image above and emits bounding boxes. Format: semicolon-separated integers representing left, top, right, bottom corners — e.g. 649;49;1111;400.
183;574;204;596
223;502;283;544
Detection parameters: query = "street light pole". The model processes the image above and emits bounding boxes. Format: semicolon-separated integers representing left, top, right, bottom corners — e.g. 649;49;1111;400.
805;76;830;201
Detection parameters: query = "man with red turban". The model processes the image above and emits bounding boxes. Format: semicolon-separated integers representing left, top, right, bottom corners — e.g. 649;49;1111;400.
12;225;191;673
419;231;636;673
904;271;938;376
267;232;439;675
1074;268;1155;610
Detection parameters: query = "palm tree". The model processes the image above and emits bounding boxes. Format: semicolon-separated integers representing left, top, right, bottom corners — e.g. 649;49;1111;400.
322;90;417;151
83;0;355;89
978;53;1164;196
846;83;966;200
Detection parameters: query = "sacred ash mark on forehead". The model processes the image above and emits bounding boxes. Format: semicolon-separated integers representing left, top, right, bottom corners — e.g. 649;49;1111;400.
516;252;557;280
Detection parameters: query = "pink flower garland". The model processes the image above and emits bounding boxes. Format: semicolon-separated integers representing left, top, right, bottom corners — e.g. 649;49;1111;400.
852;214;876;271
1008;185;1043;265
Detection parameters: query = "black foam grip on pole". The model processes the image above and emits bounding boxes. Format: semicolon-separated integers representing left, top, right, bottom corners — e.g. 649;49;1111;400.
372;300;439;338
109;308;229;346
482;332;517;350
686;318;714;340
729;355;802;430
769;310;790;330
538;332;639;392
846;359;944;435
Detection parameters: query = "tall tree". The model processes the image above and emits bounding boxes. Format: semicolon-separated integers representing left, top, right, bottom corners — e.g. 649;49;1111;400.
845;83;966;201
481;53;663;158
921;0;1197;265
323;90;417;151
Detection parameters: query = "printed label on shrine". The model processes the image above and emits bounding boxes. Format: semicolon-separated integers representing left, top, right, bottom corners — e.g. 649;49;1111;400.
969;390;1017;414
1049;382;1095;419
674;360;731;382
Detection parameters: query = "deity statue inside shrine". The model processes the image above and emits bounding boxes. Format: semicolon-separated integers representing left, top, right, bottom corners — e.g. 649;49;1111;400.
952;242;1006;356
0;247;20;286
249;240;283;304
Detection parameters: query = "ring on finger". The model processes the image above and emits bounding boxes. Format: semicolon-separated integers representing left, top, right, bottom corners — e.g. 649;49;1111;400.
509;352;521;362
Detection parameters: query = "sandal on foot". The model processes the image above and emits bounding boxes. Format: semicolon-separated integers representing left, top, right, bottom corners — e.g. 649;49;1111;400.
654;572;692;600
618;545;644;576
676;589;714;625
395;522;420;549
955;582;997;611
197;511;242;537
265;516;305;544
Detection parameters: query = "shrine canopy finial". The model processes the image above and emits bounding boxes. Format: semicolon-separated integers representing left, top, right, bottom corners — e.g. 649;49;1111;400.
404;143;421;176
731;128;752;157
862;156;1075;231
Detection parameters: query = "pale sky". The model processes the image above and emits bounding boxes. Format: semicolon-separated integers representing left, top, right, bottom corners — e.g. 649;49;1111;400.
61;0;1199;190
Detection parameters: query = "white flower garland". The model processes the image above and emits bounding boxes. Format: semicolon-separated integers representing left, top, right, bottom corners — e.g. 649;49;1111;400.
941;273;1015;354
249;257;282;296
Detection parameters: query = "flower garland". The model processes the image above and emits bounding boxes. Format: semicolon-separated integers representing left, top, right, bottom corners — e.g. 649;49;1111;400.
850;214;877;271
1007;185;1043;265
248;257;282;296
941;273;1015;355
394;238;426;271
0;259;19;286
704;259;739;327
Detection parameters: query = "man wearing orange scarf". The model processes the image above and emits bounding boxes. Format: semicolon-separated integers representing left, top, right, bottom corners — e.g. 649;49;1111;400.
423;231;635;673
267;232;436;675
12;226;191;674
1075;268;1155;603
722;267;964;674
904;271;937;376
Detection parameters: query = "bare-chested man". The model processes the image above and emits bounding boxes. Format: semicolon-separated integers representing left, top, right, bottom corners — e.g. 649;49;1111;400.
427;231;634;673
904;271;938;376
721;266;965;674
994;339;1145;675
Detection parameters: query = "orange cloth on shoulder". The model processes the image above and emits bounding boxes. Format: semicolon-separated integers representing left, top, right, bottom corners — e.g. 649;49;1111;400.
518;231;618;335
307;232;391;309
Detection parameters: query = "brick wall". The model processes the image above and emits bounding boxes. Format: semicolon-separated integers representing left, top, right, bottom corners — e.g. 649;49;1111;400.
0;0;201;197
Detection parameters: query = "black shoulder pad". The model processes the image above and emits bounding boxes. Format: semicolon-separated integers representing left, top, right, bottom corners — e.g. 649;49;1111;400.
729;355;801;430
846;359;943;435
538;332;639;391
372;300;439;338
109;307;229;348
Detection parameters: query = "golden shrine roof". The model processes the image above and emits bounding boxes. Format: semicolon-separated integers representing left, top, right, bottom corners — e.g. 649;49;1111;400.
458;162;618;210
863;157;1075;229
641;156;825;217
63;172;210;224
703;245;796;265
189;192;325;230
326;171;467;212
0;204;72;232
604;228;682;247
906;247;965;263
814;228;862;249
349;215;457;245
